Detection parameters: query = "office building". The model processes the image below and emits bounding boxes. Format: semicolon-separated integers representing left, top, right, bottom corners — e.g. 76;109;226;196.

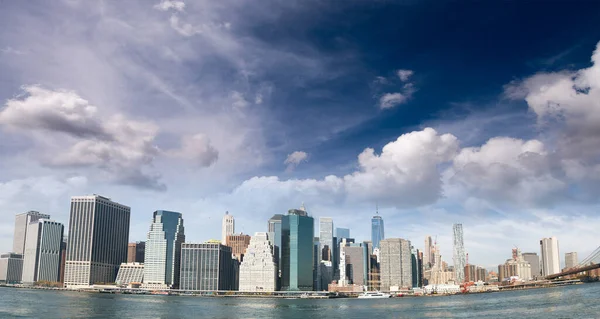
371;215;385;249
452;224;466;283
313;237;321;291
239;233;277;292
281;206;314;291
64;195;130;288
522;252;540;279
22;219;64;284
476;267;487;282
503;248;532;281
221;212;235;245
226;234;251;261
424;236;433;268
379;238;412;291
565;252;578;269
319;218;334;261
13;211;51;255
336;228;350;240
143;210;185;289
412;248;423;287
540;236;560;277
59;238;67;283
0;253;23;284
127;242;145;263
340;240;366;286
268;214;283;262
115;263;144;286
179;242;236;291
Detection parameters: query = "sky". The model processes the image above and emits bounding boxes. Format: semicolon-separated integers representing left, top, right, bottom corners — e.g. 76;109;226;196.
2;0;600;269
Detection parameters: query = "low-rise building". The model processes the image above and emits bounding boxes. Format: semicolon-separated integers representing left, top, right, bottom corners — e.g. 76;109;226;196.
116;263;144;287
0;253;23;284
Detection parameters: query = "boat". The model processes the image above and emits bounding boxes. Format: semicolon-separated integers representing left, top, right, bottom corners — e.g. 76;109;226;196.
357;291;391;299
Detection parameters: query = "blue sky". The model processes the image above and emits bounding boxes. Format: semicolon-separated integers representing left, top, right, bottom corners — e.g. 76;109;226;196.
2;0;600;268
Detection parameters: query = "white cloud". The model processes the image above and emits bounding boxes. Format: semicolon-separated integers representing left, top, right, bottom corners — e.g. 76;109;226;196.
1;46;26;55
154;0;185;12
379;92;410;109
397;69;414;82
230;91;250;109
284;151;308;171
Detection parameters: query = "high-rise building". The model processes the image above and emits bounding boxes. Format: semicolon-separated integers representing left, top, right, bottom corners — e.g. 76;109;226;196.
13;211;51;255
319;218;334;262
319;217;334;288
565;252;578;269
504;249;532;281
179;242;237;291
22;219;64;284
59;238;67;283
281;206;314;291
239;233;277;292
335;228;350;241
221;212;235;245
371;215;385;249
424;236;433;268
115;263;144;286
522;252;540;279
379;238;412;291
64;195;130;288
143;210;185;289
341;241;366;286
0;253;23;284
476;267;487;282
411;248;423;288
127;242;146;263
452;224;466;283
540;236;560;277
226;234;251;261
313;237;321;291
268;214;283;263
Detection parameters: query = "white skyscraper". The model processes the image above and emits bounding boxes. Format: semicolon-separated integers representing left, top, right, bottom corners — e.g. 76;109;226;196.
143;210;185;289
424;235;433;267
13;211;50;255
222;212;235;245
22;219;64;284
540;236;560;276
565;252;578;269
239;232;278;292
452;224;466;283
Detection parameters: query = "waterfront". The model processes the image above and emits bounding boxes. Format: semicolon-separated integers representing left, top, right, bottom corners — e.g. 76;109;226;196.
1;283;599;318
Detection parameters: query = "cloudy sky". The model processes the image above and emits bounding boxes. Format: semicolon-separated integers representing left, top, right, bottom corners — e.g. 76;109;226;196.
2;0;600;269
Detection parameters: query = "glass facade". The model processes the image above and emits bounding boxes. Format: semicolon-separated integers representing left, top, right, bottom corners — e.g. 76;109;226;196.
144;210;185;288
281;209;314;291
179;243;235;291
371;216;385;249
335;228;350;240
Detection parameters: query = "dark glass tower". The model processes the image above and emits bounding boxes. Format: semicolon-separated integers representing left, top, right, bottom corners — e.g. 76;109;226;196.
281;207;314;291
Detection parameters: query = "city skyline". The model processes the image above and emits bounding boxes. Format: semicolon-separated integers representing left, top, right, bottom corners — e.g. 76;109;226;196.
2;1;600;271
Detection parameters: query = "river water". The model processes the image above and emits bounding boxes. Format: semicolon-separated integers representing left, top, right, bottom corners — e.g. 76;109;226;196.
1;283;599;318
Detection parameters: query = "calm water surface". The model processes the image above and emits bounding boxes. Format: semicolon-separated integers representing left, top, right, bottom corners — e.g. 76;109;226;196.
1;283;599;318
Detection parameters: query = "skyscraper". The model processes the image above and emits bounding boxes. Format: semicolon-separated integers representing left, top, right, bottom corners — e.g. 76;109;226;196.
127;242;145;263
13;211;50;255
424;236;433;268
335;228;350;241
143;210;185;289
540;236;560;277
221;212;235;245
22;219;64;284
64;195;130;288
319;218;334;261
452;224;466;283
281;206;314;291
379;238;412;290
179;242;236;291
371;215;385;249
522;252;541;279
239;233;277;292
226;234;251;261
268;214;283;265
565;252;578;269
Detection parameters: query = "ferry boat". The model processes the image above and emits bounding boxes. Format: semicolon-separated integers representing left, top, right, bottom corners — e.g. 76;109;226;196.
357;291;391;299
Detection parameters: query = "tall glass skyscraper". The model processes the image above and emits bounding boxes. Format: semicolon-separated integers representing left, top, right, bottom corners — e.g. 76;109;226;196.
143;210;185;289
281;207;314;291
335;228;350;240
319;218;333;261
371;216;385;249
